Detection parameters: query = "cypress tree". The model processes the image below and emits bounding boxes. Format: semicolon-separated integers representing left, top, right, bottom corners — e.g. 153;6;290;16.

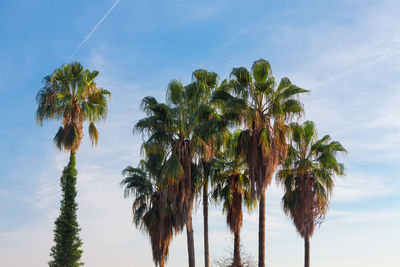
49;152;83;267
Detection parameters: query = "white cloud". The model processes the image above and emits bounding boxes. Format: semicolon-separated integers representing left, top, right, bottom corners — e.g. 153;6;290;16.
333;172;399;202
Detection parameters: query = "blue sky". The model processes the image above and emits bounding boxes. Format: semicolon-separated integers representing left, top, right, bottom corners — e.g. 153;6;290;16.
1;0;400;266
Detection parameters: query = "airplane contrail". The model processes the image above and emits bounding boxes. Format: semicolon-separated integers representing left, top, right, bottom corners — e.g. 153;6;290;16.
69;0;121;60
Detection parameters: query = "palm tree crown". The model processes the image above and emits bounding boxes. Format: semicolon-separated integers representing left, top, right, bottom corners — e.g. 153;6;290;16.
36;62;111;153
277;121;346;237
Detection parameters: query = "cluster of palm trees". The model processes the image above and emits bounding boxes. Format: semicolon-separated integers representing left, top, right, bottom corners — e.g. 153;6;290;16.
35;59;345;267
122;59;346;267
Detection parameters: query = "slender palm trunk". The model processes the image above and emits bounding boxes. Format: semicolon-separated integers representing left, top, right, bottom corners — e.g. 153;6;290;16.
187;214;196;267
233;231;241;267
304;235;310;267
258;191;265;267
203;183;209;267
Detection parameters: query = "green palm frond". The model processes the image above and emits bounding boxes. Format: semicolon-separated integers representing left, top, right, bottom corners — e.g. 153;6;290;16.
281;99;304;118
230;67;252;87
166;80;184;105
35;76;60;124
278;83;309;99
141;96;159;113
210;90;234;103
255;79;274;95
251;59;272;83
276;77;293;93
303;120;316;145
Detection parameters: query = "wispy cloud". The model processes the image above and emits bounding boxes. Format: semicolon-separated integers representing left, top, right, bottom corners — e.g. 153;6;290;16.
181;2;225;21
313;48;400;88
333;173;399;202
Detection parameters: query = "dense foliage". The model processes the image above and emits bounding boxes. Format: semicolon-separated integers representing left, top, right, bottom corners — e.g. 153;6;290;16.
49;153;83;267
123;59;346;267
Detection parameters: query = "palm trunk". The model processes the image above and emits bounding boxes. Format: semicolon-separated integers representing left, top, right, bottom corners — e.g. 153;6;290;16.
203;183;209;267
233;231;241;267
258;191;265;267
304;235;310;267
187;214;196;267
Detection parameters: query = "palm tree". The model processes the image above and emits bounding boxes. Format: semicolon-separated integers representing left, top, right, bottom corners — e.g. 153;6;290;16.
212;132;254;267
190;69;227;267
135;78;202;267
121;159;175;267
35;62;111;266
276;121;346;267
212;59;308;267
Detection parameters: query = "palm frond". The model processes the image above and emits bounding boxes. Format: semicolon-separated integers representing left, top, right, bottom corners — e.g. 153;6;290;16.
53;127;64;151
88;122;98;146
251;59;272;83
166;80;184;105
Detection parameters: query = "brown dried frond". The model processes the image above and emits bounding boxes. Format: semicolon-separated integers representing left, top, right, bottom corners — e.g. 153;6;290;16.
290;174;318;238
168;140;195;232
147;199;174;267
226;174;243;234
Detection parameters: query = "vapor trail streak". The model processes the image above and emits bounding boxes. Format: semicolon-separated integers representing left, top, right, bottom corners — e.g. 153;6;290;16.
69;0;120;60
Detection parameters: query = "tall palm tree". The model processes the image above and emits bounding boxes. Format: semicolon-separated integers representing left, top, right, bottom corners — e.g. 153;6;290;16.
121;158;175;267
212;132;254;267
135;78;202;267
212;59;308;267
190;69;227;267
35;62;111;266
276;121;346;267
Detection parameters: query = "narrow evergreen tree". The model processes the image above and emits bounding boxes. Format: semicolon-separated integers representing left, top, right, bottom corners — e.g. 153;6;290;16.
49;152;83;267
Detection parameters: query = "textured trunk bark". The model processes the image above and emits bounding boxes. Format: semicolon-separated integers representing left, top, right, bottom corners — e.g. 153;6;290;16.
258;191;265;267
305;235;310;267
203;183;209;267
233;231;241;267
187;214;196;267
